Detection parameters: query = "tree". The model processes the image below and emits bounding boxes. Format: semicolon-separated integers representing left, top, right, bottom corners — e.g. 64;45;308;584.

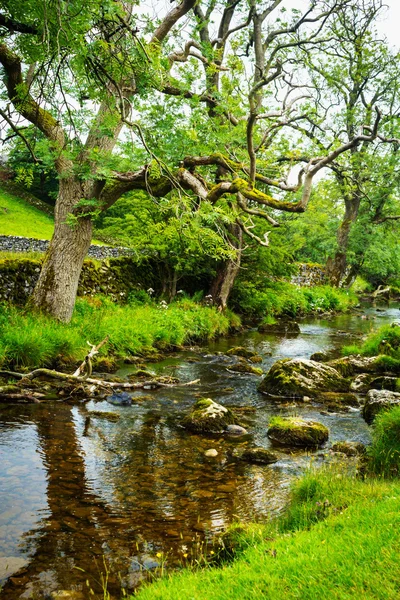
295;0;400;286
0;0;388;320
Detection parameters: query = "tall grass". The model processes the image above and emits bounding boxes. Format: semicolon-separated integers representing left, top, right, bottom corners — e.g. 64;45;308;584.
232;281;358;319
368;406;400;478
0;297;240;369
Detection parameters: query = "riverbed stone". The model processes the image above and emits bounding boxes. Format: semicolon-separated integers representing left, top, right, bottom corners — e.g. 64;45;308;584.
328;356;381;377
225;424;248;436
267;417;329;448
182;398;237;433
258;358;348;398
331;441;366;457
229;362;263;376
226;346;260;359
106;391;132;406
317;392;360;411
350;373;373;393
204;449;218;457
232;447;278;464
258;319;300;334
362;389;400;424
0;556;28;581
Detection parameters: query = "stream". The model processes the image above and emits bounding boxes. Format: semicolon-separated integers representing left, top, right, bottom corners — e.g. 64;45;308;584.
1;302;399;598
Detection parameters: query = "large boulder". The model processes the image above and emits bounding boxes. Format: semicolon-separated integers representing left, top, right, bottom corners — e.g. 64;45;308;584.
327;356;381;377
362;389;400;424
258;358;348;398
182;398;237;433
267;417;329;448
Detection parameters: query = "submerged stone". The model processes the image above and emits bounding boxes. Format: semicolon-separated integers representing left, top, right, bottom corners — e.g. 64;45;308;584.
258;358;348;398
331;441;366;457
267;417;329;448
362;389;400;424
317;392;360;411
106;391;132;406
258;319;300;334
229;362;263;376
232;447;278;464
204;448;218;457
226;346;259;359
225;424;248;436
182;398;237;433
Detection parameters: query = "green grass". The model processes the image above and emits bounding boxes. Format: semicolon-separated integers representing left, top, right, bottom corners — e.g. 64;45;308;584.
0;297;240;369
343;324;400;358
232;281;358;319
133;468;400;600
0;186;55;239
368;406;400;478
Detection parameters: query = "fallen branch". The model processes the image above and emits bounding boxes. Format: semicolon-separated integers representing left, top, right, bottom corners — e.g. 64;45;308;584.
73;336;110;378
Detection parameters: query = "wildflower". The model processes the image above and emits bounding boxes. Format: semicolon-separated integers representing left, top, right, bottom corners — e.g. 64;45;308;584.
156;552;162;558
147;287;154;295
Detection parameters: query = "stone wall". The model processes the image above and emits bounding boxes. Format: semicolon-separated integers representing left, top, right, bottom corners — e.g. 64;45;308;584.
0;235;132;260
0;256;155;304
291;263;327;287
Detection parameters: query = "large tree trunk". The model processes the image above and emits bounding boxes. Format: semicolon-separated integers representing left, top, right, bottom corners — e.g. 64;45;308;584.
31;178;93;322
326;193;361;287
209;224;242;310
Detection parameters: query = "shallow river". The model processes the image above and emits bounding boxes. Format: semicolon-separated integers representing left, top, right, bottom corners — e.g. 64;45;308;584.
0;303;399;598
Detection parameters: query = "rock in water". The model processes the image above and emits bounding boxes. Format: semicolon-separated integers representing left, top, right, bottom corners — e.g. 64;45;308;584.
182;398;237;433
225;424;248;436
106;391;132;406
204;449;218;457
258;319;300;334
331;441;366;457
232;447;278;464
267;417;329;448
258;358;348;398
226;346;260;359
362;389;400;424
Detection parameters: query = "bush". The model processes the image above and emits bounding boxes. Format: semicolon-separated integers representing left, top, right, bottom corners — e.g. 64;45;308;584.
343;325;400;358
368;406;400;478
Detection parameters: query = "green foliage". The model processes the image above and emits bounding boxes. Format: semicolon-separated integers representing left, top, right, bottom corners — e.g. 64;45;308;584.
368;407;400;478
343;325;400;358
231;280;357;319
0;298;239;369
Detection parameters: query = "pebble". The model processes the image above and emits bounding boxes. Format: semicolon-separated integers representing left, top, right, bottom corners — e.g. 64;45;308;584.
204;449;218;457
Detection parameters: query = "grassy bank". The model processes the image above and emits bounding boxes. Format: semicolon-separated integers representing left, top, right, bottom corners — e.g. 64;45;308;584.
232;281;358;320
133;405;400;600
133;468;400;600
0;297;240;370
343;323;400;374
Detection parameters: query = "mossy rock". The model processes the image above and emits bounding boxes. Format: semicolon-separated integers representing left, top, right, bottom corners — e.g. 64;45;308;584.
93;356;118;373
362;389;400;424
328;356;382;377
310;350;338;362
267;417;329;448
182;398;238;434
317;392;360;411
232;447;278;464
331;441;366;457
249;355;262;364
226;346;259;359
258;358;348;398
128;369;156;379
230;362;263;376
258;320;300;334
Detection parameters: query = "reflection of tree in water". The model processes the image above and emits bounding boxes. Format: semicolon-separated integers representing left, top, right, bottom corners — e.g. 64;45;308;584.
1;404;130;599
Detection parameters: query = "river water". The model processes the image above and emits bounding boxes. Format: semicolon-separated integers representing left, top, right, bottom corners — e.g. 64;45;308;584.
0;303;399;598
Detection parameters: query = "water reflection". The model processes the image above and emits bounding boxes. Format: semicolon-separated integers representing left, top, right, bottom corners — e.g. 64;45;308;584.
0;302;399;598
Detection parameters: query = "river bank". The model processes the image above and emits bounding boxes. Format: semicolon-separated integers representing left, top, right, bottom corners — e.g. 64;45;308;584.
0;299;397;599
0;284;357;371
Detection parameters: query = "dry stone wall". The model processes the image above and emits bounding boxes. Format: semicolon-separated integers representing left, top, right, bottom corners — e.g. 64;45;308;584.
291;263;327;287
0;235;132;260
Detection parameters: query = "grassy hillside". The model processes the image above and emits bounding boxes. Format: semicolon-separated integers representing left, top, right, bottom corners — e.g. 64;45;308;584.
0;184;55;239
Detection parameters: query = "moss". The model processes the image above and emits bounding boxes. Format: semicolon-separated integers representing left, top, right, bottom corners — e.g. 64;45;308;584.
268;416;329;448
331;441;366;457
226;346;259;359
318;392;360;410
230;362;263;375
182;398;237;434
88;411;120;422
